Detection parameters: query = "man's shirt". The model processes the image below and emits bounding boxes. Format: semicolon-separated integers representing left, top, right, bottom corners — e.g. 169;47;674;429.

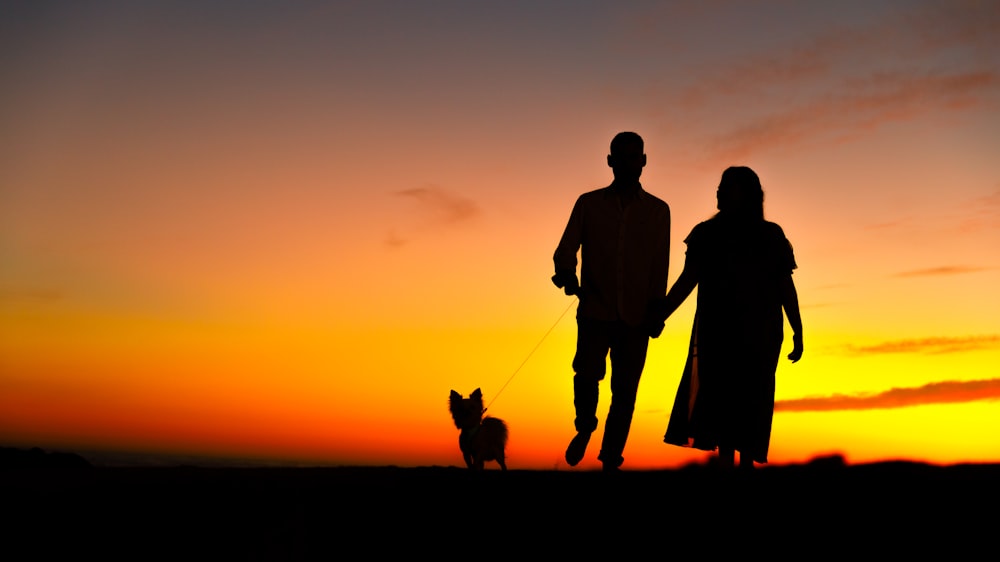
554;185;670;327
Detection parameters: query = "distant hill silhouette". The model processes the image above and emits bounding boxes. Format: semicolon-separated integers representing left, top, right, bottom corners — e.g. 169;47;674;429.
0;446;91;470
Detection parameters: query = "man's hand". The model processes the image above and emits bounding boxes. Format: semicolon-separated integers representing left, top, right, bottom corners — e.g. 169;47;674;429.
551;272;580;296
788;333;803;362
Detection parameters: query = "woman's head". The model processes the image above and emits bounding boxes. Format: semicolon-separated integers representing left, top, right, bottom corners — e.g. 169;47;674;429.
716;166;764;220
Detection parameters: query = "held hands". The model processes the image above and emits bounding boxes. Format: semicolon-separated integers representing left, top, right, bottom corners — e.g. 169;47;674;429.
643;297;668;338
644;316;665;338
788;333;803;363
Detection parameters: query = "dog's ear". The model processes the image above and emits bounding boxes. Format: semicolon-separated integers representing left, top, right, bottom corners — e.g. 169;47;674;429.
450;390;462;401
471;388;482;400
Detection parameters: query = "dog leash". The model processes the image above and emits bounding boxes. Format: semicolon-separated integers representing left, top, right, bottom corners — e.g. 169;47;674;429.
484;296;578;413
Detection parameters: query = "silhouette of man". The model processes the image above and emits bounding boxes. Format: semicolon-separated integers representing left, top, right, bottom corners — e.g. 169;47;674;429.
552;131;670;471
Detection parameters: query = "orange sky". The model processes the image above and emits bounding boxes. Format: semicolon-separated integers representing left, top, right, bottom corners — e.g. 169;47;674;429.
1;1;998;469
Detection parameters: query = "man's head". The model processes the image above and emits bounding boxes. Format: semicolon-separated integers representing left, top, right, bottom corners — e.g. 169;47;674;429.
607;132;646;184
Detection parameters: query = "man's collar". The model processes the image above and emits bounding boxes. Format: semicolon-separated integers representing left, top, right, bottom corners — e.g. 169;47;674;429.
604;183;646;199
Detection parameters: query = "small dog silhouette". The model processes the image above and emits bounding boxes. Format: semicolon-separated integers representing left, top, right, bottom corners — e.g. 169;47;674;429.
448;388;508;471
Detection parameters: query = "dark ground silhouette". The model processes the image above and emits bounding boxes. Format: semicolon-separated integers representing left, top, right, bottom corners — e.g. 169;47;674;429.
3;447;996;558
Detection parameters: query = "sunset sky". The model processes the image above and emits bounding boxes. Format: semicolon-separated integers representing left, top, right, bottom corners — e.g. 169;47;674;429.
2;1;998;470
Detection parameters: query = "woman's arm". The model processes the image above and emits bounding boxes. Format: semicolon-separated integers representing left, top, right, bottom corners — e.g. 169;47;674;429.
780;274;803;362
652;267;698;323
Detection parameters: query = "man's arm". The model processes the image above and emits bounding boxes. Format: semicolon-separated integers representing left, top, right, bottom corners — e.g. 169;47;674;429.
641;204;671;336
553;198;584;295
650;204;671;296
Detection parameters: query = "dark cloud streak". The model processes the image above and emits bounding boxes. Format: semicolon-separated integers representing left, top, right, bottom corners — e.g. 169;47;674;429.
842;335;1000;355
775;377;1000;412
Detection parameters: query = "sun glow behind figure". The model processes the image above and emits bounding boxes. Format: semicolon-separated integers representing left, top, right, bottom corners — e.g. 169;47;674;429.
1;1;999;468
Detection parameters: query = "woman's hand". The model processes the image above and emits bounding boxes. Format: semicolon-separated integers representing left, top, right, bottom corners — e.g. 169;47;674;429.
788;333;803;362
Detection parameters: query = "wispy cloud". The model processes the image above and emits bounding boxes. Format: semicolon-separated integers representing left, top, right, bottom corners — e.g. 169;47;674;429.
893;265;992;278
902;0;1000;55
0;287;62;303
842;335;1000;355
386;185;481;248
702;70;999;164
862;189;1000;238
395;186;480;226
864;220;908;231
383;230;407;249
957;189;1000;234
815;283;851;290
775;377;1000;412
633;1;1000;165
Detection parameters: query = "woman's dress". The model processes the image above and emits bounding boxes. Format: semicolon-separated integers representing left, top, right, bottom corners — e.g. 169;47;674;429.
663;217;796;463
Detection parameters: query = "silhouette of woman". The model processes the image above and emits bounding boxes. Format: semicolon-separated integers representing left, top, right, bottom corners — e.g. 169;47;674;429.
651;166;803;469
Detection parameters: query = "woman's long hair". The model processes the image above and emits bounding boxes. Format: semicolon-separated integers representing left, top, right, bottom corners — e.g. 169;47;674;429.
715;166;764;221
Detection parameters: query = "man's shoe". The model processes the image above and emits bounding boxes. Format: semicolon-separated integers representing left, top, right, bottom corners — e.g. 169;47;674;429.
564;432;592;466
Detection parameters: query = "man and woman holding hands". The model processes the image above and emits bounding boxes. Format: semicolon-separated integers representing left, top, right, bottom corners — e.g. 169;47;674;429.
553;131;803;472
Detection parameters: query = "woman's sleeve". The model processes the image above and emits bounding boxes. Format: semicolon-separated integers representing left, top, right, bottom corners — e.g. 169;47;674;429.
683;222;705;270
769;223;797;274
